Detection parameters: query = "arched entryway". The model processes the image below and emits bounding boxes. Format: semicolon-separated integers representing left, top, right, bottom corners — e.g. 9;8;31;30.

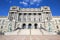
28;24;32;29
22;23;26;29
34;23;38;29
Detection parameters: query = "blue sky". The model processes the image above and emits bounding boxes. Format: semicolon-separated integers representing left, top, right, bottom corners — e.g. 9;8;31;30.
0;0;60;16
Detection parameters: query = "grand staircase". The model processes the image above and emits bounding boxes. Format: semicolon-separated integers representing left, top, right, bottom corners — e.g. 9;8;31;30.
4;29;57;35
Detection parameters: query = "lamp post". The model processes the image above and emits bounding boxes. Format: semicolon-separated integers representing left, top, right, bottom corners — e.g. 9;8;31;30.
30;26;32;40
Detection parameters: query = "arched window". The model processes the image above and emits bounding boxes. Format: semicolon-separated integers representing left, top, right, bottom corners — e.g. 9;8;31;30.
19;13;22;15
28;24;32;29
38;13;41;15
28;13;32;15
34;23;38;29
33;13;36;15
24;13;27;15
22;23;26;29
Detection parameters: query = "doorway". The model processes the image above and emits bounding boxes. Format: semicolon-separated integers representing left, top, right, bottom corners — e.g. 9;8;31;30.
28;24;32;29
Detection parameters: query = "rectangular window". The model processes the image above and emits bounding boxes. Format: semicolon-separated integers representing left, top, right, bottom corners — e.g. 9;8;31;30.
28;18;31;21
23;18;26;22
18;18;21;22
39;18;40;22
0;20;1;22
59;20;60;22
34;18;36;22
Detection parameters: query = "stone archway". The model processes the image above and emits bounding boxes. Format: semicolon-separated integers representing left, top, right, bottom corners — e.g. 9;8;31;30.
22;23;26;29
34;23;38;29
28;24;32;29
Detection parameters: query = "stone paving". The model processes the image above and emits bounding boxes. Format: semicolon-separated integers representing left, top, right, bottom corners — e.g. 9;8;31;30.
0;35;60;40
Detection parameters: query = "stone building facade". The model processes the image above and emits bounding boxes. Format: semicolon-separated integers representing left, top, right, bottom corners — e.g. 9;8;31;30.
0;6;60;35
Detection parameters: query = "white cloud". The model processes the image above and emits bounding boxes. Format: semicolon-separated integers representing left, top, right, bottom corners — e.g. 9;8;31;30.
33;0;37;2
30;0;42;5
20;1;28;5
32;0;42;3
19;0;42;6
37;4;39;6
30;2;34;5
24;0;29;2
9;1;12;3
